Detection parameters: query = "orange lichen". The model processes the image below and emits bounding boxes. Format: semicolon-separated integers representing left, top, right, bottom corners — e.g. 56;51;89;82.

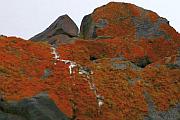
127;3;142;17
0;2;180;120
160;23;179;40
147;11;159;22
91;2;136;39
0;34;180;119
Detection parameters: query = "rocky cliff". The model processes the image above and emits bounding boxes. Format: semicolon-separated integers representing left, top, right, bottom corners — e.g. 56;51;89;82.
0;2;180;120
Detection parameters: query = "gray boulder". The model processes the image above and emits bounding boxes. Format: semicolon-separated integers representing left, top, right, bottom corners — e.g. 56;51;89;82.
80;14;108;39
0;93;68;120
30;14;79;46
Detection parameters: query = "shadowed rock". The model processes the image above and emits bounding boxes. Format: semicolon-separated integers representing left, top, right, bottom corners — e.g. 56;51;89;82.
0;93;68;120
80;14;108;39
30;14;79;46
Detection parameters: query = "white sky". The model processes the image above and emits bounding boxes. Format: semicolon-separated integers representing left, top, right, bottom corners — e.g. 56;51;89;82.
0;0;179;39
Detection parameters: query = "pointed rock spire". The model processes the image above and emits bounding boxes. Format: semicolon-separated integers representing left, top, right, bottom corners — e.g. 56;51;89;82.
30;14;79;46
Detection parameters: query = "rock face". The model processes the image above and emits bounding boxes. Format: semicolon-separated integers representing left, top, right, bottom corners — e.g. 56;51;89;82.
143;91;180;120
0;2;180;120
30;14;79;46
0;93;68;120
80;2;178;40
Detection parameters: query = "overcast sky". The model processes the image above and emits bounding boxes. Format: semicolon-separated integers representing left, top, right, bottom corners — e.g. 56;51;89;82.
0;0;179;39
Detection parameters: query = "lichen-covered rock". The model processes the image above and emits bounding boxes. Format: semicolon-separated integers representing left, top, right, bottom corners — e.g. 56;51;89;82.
151;51;180;69
0;93;68;120
0;2;180;120
30;14;79;46
80;2;178;41
111;58;141;70
144;91;180;120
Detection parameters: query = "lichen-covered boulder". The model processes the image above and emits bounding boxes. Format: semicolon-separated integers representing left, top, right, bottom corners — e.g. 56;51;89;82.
80;2;179;41
0;2;180;120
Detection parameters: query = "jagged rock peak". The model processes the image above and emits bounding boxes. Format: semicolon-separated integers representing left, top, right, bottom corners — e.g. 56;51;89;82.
30;14;79;46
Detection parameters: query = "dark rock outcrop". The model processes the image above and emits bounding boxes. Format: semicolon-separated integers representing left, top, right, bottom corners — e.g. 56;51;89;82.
132;56;152;68
0;93;68;120
80;14;108;39
30;14;79;46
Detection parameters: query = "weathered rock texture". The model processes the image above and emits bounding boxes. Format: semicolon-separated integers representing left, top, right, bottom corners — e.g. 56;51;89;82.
80;2;178;41
0;2;180;120
30;14;79;46
0;93;68;120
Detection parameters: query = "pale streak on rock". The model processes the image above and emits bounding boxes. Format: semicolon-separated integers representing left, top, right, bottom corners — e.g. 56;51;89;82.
50;45;104;110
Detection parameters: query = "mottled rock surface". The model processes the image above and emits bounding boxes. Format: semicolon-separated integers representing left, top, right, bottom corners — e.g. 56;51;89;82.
0;93;68;120
80;2;178;41
144;91;180;120
0;2;180;120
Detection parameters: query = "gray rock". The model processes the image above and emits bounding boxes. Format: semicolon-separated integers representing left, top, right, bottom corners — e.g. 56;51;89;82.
80;14;96;39
132;15;171;40
41;68;52;80
0;93;68;120
111;56;126;61
80;14;108;39
143;91;180;120
175;56;180;67
30;14;79;46
111;58;141;71
112;62;127;70
126;76;142;86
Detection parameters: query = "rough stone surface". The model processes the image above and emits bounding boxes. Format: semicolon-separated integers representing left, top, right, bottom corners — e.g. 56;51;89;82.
80;14;96;39
0;93;68;120
0;2;180;120
80;14;108;39
30;14;79;45
132;16;170;40
111;60;141;71
144;91;180;120
80;2;177;40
